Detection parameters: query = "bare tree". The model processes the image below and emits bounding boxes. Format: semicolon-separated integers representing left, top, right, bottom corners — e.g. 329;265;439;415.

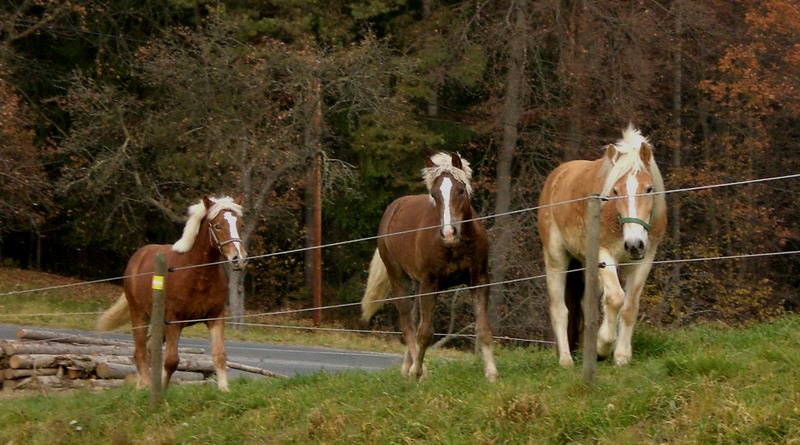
490;0;528;328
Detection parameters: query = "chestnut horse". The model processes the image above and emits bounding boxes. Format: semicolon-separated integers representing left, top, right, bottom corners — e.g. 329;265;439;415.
361;152;498;381
538;126;666;366
97;196;247;391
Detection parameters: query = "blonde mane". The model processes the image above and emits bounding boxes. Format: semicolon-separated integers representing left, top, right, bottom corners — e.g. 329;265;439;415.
172;196;243;253
421;152;473;195
601;125;652;196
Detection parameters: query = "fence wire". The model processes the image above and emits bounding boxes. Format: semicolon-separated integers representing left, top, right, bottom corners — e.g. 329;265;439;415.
2;172;797;297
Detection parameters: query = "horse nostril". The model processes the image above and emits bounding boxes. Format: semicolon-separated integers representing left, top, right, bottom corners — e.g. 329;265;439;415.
637;240;644;251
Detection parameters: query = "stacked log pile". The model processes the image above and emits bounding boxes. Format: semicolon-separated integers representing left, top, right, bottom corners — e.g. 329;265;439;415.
1;328;215;391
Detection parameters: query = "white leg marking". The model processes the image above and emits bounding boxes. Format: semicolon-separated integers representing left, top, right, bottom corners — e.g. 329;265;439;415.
597;249;624;358
615;253;655;365
544;246;573;367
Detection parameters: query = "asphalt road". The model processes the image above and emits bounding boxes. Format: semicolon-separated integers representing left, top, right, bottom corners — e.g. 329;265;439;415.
0;324;401;379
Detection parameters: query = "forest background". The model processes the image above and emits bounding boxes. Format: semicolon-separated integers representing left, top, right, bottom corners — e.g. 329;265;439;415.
1;0;798;342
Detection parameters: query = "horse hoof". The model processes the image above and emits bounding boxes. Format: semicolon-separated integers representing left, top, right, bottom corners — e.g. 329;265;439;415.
597;341;613;358
559;356;575;368
485;370;499;382
613;354;631;366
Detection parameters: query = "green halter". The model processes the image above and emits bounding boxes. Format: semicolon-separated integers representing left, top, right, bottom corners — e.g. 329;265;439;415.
617;202;657;232
618;215;651;232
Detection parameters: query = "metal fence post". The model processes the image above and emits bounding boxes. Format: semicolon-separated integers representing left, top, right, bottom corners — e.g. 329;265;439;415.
582;195;601;385
149;252;166;406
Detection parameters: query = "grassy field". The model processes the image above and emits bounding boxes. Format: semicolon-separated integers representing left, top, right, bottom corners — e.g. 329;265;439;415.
1;313;799;444
2;267;799;443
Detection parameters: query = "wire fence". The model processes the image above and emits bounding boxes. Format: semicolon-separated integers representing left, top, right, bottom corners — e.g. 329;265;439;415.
3;172;798;297
0;172;798;347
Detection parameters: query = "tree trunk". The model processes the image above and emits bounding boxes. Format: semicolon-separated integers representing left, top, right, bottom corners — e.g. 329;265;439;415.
303;75;324;325
422;0;432;18
227;361;286;378
95;362;204;381
663;0;683;323
227;268;246;330
2;342;142;356
311;152;323;326
563;0;586;161
422;0;438;117
489;0;527;329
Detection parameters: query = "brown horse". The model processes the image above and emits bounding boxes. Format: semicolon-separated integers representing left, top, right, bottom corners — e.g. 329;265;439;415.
538;126;666;366
97;196;247;391
361;152;498;381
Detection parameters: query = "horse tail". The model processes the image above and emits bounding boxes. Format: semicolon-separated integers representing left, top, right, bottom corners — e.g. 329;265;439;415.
97;292;130;331
565;258;584;352
361;248;391;321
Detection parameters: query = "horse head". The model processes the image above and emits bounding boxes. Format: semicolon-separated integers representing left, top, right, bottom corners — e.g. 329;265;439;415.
425;153;472;246
203;195;248;270
605;141;656;261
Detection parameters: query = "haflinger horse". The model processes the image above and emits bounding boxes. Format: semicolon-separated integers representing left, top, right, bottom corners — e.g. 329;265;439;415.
97;196;247;391
360;152;498;382
538;125;666;367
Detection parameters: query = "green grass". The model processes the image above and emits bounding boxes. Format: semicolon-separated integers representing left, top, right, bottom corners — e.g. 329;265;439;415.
2;316;800;444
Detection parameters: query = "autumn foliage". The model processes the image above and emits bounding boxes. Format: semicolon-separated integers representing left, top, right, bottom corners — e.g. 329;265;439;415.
1;0;799;336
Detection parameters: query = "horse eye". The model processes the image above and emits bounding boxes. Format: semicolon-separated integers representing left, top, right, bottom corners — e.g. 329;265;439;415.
645;186;654;194
458;189;465;196
612;188;619;196
214;224;221;230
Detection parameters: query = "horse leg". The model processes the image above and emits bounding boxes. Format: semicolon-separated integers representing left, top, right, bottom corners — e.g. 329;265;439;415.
473;280;498;382
544;248;573;367
615;253;655;365
208;318;229;391
162;323;182;390
395;297;417;378
389;273;417;378
130;314;151;389
597;249;626;359
410;282;436;381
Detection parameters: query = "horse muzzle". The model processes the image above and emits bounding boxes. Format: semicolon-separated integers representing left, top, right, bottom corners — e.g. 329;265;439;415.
223;242;248;270
228;255;248;270
624;238;646;261
439;224;461;246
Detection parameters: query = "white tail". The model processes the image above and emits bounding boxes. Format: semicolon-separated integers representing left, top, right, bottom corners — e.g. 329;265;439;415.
361;248;391;321
96;292;131;331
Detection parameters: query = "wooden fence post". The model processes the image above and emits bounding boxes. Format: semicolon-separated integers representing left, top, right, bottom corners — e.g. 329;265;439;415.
149;252;166;406
582;195;602;386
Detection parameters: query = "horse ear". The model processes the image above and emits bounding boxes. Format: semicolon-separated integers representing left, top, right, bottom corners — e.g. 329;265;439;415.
234;195;244;205
639;142;652;165
202;195;213;210
604;144;617;164
451;152;463;170
425;156;435;169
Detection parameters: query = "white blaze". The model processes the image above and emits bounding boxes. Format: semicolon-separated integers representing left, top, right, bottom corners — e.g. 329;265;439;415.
623;174;647;243
223;212;244;258
440;177;454;239
626;174;638;219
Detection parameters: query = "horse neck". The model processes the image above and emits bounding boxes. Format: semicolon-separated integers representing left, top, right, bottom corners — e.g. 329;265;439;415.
186;220;221;265
458;203;480;238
